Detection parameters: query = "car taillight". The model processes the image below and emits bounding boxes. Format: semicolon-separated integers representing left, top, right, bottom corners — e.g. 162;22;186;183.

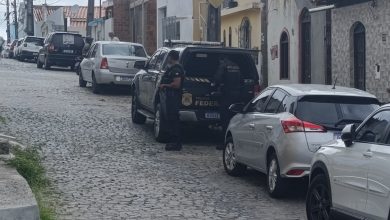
281;117;325;133
286;169;305;176
100;57;109;69
253;84;261;96
48;44;55;52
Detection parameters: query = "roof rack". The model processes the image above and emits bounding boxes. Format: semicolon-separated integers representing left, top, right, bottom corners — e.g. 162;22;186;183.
164;39;224;48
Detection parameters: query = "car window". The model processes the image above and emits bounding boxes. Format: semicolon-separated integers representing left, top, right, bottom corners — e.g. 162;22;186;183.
155;50;168;70
148;51;161;70
264;90;287;113
296;96;379;130
356;110;390;144
102;44;147;57
246;89;274;112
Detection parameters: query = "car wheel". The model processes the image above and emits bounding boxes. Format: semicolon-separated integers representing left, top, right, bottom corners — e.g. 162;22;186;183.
131;92;146;124
91;73;101;94
223;137;247;176
79;71;87;88
44;57;51;70
306;174;332;220
154;103;169;143
267;153;287;198
37;58;43;68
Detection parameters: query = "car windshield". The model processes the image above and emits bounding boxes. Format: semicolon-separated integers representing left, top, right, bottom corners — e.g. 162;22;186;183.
25;37;44;46
296;96;380;130
52;34;84;48
102;44;147;57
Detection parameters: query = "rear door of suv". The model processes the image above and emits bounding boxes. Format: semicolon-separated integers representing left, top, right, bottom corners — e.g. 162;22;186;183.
181;48;259;122
51;33;84;57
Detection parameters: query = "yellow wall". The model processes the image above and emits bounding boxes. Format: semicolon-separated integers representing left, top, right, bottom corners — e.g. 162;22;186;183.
221;9;261;49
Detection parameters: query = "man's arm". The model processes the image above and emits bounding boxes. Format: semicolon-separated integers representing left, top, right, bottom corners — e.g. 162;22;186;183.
160;77;182;89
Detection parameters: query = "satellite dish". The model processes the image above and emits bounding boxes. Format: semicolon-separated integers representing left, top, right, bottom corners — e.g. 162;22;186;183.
70;4;80;16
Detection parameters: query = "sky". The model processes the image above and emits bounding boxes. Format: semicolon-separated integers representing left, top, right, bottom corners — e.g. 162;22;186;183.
0;0;99;41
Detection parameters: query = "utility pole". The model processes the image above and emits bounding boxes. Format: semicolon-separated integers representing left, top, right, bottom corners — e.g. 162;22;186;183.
86;0;95;37
260;0;268;87
13;0;18;39
26;0;34;36
6;0;10;43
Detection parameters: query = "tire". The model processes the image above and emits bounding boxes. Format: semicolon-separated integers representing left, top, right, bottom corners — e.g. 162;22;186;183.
154;103;170;143
306;174;332;220
131;92;146;124
91;73;101;94
79;71;87;88
223;137;247;176
37;58;43;68
267;153;287;198
44;57;51;70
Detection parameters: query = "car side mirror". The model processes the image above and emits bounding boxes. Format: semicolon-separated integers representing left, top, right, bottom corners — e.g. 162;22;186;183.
229;103;245;114
134;60;146;70
341;124;356;147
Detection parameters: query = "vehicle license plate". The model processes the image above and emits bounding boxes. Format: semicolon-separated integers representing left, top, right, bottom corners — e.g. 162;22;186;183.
33;53;38;56
205;112;220;119
334;132;342;140
63;50;73;54
117;76;132;81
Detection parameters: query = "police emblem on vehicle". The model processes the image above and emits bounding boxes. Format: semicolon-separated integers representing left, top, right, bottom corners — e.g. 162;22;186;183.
182;93;193;107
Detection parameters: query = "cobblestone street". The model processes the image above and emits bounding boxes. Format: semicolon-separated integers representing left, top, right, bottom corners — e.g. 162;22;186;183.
0;59;306;219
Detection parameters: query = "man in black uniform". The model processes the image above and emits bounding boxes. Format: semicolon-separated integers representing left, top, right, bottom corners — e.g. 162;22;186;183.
159;50;185;151
215;55;242;150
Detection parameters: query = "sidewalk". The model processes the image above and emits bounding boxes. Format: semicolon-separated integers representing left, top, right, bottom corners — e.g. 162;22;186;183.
0;137;39;220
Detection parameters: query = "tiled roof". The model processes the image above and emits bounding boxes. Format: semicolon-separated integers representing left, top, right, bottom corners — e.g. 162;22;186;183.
33;5;105;28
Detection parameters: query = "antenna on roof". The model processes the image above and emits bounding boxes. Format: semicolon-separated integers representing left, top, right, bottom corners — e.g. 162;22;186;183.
332;77;338;90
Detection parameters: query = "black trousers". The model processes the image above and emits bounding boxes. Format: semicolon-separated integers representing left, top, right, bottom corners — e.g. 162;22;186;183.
161;91;181;145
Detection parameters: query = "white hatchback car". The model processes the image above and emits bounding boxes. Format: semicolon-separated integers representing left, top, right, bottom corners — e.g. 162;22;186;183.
307;104;390;220
79;41;148;94
223;84;380;197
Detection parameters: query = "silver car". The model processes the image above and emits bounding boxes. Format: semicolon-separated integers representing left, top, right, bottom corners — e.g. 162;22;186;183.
223;84;380;197
79;41;148;94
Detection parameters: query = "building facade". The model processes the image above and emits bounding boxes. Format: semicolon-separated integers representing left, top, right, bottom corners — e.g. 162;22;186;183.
221;0;262;79
267;0;328;86
129;0;157;55
156;0;221;48
321;0;390;102
112;0;131;42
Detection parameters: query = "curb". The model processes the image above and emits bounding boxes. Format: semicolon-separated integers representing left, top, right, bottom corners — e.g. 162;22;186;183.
0;136;40;220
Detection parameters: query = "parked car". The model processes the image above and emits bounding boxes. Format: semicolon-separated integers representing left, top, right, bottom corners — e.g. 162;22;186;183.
78;41;148;93
222;84;380;197
307;104;390;220
13;38;24;59
37;32;84;70
131;43;260;142
9;40;18;58
18;36;44;61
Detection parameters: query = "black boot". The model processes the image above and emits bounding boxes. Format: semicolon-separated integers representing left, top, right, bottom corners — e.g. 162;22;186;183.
165;143;182;151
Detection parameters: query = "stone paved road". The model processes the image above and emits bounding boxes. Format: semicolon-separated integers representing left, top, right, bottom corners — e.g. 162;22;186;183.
0;59;306;220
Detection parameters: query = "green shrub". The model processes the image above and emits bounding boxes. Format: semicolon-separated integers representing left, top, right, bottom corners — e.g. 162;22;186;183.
7;147;56;220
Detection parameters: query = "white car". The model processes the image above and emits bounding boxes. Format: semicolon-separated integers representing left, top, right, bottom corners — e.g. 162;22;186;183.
18;36;44;61
223;84;379;197
79;41;148;94
307;104;390;220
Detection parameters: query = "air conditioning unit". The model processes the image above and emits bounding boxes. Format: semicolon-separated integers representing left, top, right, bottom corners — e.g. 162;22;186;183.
228;0;238;8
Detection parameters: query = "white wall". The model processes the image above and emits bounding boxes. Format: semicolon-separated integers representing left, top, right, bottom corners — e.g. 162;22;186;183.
267;0;326;86
157;0;194;47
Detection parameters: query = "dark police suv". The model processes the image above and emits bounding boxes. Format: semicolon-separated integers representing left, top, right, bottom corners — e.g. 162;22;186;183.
131;41;260;142
37;32;84;70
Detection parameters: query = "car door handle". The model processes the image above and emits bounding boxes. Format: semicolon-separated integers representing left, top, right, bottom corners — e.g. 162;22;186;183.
249;123;255;129
266;126;273;131
363;150;373;158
